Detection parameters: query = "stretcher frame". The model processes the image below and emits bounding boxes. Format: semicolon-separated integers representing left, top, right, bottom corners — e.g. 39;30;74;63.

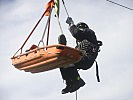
11;44;83;73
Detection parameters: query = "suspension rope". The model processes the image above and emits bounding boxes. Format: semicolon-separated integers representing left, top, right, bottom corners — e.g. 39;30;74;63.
20;11;48;52
60;2;78;99
54;7;63;34
61;0;70;17
106;0;133;11
46;14;51;46
76;91;78;100
13;10;47;57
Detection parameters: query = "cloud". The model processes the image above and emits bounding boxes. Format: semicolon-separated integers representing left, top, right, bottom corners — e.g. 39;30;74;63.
0;0;15;5
0;0;133;100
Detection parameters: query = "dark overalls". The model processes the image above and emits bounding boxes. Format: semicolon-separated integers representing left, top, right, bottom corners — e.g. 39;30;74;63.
60;25;99;82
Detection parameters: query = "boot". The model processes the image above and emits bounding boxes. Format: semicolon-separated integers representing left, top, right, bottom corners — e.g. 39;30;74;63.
62;84;71;94
69;77;85;93
58;34;67;45
61;80;72;94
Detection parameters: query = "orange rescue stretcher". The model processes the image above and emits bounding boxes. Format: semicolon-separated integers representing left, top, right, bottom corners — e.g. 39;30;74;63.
11;44;83;73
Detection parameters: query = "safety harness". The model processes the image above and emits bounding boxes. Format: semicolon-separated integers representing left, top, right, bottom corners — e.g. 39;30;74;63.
76;39;102;82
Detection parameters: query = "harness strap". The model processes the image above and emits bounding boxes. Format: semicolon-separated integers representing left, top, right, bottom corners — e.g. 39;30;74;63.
95;60;100;82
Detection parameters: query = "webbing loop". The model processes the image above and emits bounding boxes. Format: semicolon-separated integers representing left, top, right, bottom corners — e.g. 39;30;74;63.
38;7;53;47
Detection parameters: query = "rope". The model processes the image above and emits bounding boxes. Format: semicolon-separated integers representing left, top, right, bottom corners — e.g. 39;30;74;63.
20;10;47;52
76;91;78;100
46;14;51;46
61;0;70;17
13;10;47;56
106;0;133;11
54;7;63;34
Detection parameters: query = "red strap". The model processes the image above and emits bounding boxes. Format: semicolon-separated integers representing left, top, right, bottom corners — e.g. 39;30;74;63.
20;10;47;53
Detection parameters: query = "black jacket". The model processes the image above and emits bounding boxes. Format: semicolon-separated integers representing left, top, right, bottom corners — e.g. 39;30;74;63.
69;25;98;45
69;25;99;55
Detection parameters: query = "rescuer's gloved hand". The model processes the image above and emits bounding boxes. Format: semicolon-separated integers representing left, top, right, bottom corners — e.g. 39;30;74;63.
66;17;74;26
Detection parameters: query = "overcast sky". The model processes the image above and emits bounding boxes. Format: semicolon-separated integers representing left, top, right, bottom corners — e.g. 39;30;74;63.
0;0;133;100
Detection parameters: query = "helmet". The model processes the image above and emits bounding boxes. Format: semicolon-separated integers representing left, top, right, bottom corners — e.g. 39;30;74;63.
76;22;89;31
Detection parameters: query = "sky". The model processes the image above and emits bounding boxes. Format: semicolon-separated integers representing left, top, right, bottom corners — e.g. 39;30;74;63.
0;0;133;100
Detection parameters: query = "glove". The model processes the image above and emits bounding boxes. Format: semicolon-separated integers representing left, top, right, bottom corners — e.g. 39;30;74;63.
66;17;74;25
